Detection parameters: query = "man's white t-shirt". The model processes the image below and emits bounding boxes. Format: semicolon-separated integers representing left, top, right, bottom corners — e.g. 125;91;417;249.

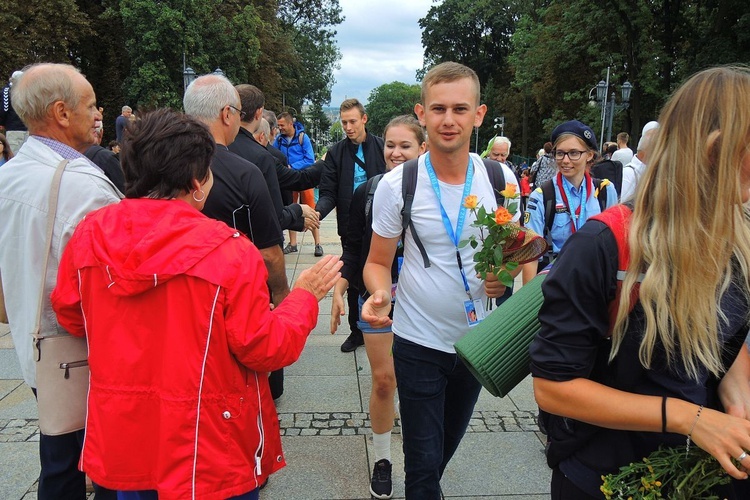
371;153;518;353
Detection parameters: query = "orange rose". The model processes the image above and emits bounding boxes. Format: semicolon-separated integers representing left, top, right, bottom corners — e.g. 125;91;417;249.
494;206;513;225
499;183;517;198
463;194;479;210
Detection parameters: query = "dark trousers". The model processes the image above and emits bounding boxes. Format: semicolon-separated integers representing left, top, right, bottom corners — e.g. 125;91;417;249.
116;487;259;499
393;336;482;499
32;388;116;500
340;236;362;336
269;368;284;400
551;467;600;499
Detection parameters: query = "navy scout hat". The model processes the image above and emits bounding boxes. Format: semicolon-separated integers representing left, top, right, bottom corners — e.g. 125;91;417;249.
550;120;598;152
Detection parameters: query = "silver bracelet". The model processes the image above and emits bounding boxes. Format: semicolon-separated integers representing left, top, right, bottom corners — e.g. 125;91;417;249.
685;404;703;456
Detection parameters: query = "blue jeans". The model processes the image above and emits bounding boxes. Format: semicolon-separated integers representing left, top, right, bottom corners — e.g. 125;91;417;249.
117;488;259;499
393;335;483;499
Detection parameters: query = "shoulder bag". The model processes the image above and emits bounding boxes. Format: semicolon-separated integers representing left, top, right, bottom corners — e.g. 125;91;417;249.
33;159;89;436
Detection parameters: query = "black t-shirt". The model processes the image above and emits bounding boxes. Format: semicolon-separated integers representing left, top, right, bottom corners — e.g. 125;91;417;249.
202;146;282;250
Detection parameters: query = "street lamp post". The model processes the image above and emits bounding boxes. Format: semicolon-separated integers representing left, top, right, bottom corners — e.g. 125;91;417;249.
591;69;633;146
493;116;505;136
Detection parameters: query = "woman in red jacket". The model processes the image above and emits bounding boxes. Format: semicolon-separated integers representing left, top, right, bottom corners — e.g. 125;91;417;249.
52;109;342;500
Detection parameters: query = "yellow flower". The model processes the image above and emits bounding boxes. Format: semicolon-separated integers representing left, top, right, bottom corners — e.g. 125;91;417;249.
499;183;517;198
494;206;513;225
463;194;479;210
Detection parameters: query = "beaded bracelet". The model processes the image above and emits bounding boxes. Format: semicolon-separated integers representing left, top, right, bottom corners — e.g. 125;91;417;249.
685;404;703;456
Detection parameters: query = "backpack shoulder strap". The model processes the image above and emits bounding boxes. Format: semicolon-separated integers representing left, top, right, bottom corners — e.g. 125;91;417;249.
364;174;383;221
401;158;431;268
298;131;305;146
589;204;640;335
592;177;610;212
482;158;506;207
541;179;555;235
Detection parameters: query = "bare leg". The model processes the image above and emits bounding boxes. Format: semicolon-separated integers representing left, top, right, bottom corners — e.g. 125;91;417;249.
364;332;397;434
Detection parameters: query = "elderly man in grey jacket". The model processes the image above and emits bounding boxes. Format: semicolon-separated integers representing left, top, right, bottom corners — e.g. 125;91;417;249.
0;63;121;500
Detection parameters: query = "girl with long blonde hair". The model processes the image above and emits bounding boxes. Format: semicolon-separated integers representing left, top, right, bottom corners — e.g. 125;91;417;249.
530;65;750;499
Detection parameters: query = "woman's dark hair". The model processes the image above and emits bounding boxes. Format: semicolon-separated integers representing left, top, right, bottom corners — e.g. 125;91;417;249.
0;133;13;161
121;108;215;199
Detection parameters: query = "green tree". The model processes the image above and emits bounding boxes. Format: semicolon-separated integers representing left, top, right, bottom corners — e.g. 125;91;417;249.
365;82;421;138
301;102;331;155
0;0;92;82
419;0;518;87
276;0;343;109
112;0;261;110
76;0;130;142
509;0;750;149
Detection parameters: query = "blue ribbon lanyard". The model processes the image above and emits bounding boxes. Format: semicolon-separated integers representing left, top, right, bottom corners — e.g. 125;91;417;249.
557;173;589;233
424;153;474;299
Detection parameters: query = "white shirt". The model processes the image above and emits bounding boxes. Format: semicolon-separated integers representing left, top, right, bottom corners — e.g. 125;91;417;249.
620;154;647;202
371;153;518;353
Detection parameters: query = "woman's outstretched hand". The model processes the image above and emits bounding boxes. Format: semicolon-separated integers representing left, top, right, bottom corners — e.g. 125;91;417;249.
294;255;343;301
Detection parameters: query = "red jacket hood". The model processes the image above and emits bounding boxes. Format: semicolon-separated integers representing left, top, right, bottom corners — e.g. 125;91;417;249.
79;198;238;297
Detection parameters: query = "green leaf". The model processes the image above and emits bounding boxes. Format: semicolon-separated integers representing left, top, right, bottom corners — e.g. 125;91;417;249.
470;240;478;249
494;246;505;264
458;239;471;248
498;269;514;287
505;261;519;271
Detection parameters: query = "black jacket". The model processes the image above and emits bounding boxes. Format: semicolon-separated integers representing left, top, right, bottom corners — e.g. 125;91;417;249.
229;127;305;232
0;84;26;131
84;145;125;193
314;132;385;238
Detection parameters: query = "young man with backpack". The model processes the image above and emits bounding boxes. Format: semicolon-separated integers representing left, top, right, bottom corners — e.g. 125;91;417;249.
361;62;519;498
274;112;323;256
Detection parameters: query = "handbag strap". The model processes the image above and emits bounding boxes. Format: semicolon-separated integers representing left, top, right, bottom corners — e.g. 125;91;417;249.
33;159;69;338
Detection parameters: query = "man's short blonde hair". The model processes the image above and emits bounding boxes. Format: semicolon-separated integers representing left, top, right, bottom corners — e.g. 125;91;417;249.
421;62;481;106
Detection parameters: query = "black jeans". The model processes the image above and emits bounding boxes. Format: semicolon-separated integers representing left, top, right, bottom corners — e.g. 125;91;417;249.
340;236;362;336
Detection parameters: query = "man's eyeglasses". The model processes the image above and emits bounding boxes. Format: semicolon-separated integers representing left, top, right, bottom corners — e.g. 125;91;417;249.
554;150;585;161
228;104;246;121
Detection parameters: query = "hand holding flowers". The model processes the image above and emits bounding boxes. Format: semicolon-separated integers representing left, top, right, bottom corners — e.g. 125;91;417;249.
459;183;547;290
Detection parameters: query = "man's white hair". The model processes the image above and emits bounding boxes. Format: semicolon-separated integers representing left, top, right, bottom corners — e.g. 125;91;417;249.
183;74;238;124
490;136;511;148
637;121;659;151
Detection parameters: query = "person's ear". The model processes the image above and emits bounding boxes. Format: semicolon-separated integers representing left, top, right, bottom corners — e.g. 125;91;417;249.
414;103;426;126
474;104;487;128
51;100;69;127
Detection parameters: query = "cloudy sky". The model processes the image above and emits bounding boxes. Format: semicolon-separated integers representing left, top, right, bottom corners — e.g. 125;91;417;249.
329;0;436;106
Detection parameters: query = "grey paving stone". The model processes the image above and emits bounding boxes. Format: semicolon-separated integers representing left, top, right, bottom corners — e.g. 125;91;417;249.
286;345;355;377
265;435;370;500
441;432;550;497
0;379;23;401
0;349;23;380
0;385;37;420
274;375;362;413
0;442;39;500
507;375;540;412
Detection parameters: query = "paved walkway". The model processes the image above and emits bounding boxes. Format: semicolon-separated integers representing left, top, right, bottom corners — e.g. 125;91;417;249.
0;214;551;499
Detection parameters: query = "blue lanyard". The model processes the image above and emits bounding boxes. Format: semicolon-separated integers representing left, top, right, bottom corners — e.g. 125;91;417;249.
559;174;588;232
424;153;474;297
